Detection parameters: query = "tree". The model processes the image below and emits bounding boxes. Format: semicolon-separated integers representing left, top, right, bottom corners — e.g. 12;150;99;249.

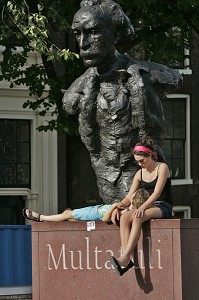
0;0;82;132
118;0;199;65
0;0;199;132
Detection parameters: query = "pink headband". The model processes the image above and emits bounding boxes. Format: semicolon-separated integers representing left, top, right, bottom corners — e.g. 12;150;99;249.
132;145;158;160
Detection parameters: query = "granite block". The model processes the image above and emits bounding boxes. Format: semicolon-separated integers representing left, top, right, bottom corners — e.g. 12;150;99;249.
32;219;199;300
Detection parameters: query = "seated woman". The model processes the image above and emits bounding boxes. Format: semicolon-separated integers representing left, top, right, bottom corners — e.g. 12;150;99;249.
110;137;173;276
22;188;149;223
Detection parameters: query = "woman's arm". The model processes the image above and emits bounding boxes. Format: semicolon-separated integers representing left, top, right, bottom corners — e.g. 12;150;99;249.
110;170;141;224
124;170;141;204
102;203;130;222
134;163;170;217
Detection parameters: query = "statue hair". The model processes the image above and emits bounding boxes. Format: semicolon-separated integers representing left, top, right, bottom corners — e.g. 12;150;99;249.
79;0;135;46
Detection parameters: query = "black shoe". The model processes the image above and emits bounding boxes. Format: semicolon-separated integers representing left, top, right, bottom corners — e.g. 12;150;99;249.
110;256;134;276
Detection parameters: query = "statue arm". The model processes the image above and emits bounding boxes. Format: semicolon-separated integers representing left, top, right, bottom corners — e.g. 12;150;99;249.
62;72;87;114
144;61;183;95
129;59;183;96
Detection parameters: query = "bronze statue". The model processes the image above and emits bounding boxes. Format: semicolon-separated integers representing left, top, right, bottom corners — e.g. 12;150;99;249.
63;0;182;203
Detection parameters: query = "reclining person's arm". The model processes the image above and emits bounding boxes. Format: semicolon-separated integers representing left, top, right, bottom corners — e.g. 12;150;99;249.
102;204;118;222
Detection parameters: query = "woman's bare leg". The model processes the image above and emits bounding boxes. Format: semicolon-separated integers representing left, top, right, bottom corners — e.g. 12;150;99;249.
120;210;134;253
118;207;162;267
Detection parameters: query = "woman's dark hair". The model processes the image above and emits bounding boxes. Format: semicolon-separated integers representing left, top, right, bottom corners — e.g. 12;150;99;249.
132;137;156;159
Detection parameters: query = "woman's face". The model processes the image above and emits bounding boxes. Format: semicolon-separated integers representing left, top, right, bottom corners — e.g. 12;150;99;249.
134;154;151;169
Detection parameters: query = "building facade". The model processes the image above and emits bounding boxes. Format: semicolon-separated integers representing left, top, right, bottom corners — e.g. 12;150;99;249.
0;47;58;225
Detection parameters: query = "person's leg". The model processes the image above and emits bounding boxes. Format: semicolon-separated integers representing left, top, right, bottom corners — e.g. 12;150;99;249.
118;207;162;267
24;208;75;222
119;209;135;252
40;209;75;221
36;205;101;222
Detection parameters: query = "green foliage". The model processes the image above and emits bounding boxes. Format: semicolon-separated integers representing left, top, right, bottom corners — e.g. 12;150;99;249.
0;0;199;132
118;0;199;65
0;0;81;133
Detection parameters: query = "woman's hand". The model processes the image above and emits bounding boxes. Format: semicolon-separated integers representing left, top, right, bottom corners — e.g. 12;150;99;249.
133;208;145;218
116;202;125;209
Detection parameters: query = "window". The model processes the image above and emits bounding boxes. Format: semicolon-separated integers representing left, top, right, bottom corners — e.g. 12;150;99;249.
172;206;191;218
0;119;31;188
163;98;185;179
163;95;191;183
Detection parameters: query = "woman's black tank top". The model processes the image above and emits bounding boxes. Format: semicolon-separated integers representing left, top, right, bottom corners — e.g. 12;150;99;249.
140;166;173;205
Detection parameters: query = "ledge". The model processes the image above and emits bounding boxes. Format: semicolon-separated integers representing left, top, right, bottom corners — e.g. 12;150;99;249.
31;218;199;231
32;219;199;300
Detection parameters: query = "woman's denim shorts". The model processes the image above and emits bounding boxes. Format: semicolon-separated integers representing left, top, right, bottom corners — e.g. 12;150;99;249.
153;201;173;218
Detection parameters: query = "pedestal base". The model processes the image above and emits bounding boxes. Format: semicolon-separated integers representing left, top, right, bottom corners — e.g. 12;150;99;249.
32;219;199;300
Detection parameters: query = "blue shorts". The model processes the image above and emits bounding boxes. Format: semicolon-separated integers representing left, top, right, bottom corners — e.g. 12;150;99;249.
72;205;102;221
154;201;173;218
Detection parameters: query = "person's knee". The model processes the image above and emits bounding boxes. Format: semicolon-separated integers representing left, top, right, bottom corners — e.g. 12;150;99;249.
62;210;71;219
120;213;133;225
132;216;144;226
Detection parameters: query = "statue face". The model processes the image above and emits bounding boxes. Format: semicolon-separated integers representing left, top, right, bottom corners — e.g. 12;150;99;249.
72;8;115;69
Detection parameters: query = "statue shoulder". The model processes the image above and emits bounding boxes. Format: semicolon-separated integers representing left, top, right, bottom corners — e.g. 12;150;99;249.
63;68;97;114
127;59;182;92
67;68;96;93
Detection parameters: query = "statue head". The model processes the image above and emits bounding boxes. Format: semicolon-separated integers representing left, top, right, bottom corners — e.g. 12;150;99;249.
72;0;134;70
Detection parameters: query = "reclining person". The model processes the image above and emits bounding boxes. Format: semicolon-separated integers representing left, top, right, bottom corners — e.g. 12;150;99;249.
23;188;149;223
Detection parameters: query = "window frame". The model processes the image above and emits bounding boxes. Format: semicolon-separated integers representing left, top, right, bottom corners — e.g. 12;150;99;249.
165;94;192;185
178;48;192;75
0;119;31;188
173;206;191;218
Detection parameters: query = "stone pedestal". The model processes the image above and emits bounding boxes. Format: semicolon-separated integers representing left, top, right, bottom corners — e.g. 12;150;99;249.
32;219;199;300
